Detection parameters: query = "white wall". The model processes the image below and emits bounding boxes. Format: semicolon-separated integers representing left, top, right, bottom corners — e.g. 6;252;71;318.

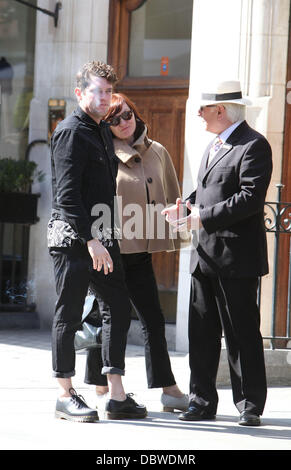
176;0;290;351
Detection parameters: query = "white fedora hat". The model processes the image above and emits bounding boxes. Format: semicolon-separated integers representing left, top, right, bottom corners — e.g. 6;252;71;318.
200;80;252;106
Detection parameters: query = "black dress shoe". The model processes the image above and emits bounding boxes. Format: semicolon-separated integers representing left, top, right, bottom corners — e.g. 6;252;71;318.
55;388;99;423
178;404;216;421
105;393;147;419
238;411;261;426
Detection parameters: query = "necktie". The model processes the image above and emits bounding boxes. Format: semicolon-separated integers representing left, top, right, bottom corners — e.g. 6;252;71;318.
207;136;223;166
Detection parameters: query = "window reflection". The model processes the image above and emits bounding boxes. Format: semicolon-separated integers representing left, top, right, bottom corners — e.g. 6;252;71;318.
0;0;36;161
0;0;36;309
128;0;193;78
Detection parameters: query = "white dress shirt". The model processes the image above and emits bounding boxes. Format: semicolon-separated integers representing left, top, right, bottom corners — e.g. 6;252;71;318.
207;120;243;166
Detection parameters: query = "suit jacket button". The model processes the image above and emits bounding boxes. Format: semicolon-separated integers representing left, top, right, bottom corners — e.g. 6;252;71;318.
147;177;152;183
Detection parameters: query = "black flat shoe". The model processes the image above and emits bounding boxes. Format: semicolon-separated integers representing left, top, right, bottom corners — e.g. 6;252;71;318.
105;393;147;420
238;411;261;426
178;404;216;421
55;388;99;423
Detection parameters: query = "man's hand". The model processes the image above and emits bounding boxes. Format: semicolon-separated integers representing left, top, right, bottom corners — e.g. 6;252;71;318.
161;198;184;224
161;199;202;232
87;238;113;275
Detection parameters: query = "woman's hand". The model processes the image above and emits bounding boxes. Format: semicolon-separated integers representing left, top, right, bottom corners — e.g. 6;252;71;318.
87;238;113;274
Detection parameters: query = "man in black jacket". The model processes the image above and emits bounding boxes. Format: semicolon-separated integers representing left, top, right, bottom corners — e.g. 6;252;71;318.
162;80;272;426
48;61;147;422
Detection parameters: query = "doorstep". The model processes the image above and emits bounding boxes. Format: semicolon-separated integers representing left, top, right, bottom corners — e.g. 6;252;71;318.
128;319;291;386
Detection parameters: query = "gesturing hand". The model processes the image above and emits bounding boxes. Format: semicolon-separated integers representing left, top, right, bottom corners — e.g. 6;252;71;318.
161;198;202;232
87;238;113;275
161;198;184;224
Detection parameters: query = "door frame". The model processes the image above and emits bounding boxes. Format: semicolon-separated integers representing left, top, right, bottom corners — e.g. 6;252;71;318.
106;0;191;318
107;0;189;90
273;17;291;343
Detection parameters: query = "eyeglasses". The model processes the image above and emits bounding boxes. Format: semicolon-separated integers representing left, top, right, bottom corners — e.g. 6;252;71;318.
107;110;133;127
199;105;217;113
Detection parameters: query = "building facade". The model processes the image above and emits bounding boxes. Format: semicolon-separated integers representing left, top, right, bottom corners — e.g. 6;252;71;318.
1;0;290;352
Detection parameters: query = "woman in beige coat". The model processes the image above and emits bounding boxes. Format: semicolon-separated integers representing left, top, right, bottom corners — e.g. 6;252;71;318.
85;93;188;412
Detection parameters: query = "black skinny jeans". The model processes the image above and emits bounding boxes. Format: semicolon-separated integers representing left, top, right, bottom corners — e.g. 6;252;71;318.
85;252;176;388
50;240;131;378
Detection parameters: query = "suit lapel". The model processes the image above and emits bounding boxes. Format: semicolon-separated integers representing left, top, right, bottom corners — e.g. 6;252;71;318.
198;142;212;179
201;121;248;181
203;142;233;177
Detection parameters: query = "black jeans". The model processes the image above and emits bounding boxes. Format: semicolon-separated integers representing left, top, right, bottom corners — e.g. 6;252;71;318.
188;265;267;416
49;240;131;378
85;252;176;388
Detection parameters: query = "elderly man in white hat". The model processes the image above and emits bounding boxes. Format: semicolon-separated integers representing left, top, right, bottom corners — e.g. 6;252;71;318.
162;79;272;426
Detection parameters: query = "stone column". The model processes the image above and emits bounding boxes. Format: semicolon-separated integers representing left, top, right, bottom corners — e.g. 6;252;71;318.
176;0;242;351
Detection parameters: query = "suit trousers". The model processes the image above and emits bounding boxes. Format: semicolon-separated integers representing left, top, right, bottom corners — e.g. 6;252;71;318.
189;265;267;416
85;252;176;388
49;240;131;378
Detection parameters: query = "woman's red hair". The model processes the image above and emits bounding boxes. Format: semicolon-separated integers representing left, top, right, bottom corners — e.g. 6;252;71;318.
104;93;146;127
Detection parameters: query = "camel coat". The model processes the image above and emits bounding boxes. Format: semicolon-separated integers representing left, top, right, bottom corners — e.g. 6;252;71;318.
113;127;188;254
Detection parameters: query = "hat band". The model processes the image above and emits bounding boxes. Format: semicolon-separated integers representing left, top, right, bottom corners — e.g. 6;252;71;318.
202;91;242;101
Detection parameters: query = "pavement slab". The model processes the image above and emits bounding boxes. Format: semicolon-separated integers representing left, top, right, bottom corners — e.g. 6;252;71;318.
0;330;290;453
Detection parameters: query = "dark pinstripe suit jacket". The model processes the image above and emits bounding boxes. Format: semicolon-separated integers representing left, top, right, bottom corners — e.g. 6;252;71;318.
188;120;273;278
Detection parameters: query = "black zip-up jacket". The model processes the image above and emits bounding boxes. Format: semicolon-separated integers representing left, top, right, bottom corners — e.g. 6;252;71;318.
50;106;118;244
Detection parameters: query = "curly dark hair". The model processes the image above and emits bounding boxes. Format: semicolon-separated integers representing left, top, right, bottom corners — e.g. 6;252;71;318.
76;61;118;90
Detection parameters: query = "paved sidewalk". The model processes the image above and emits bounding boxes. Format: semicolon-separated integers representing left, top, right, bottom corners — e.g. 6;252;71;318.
0;329;290;451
